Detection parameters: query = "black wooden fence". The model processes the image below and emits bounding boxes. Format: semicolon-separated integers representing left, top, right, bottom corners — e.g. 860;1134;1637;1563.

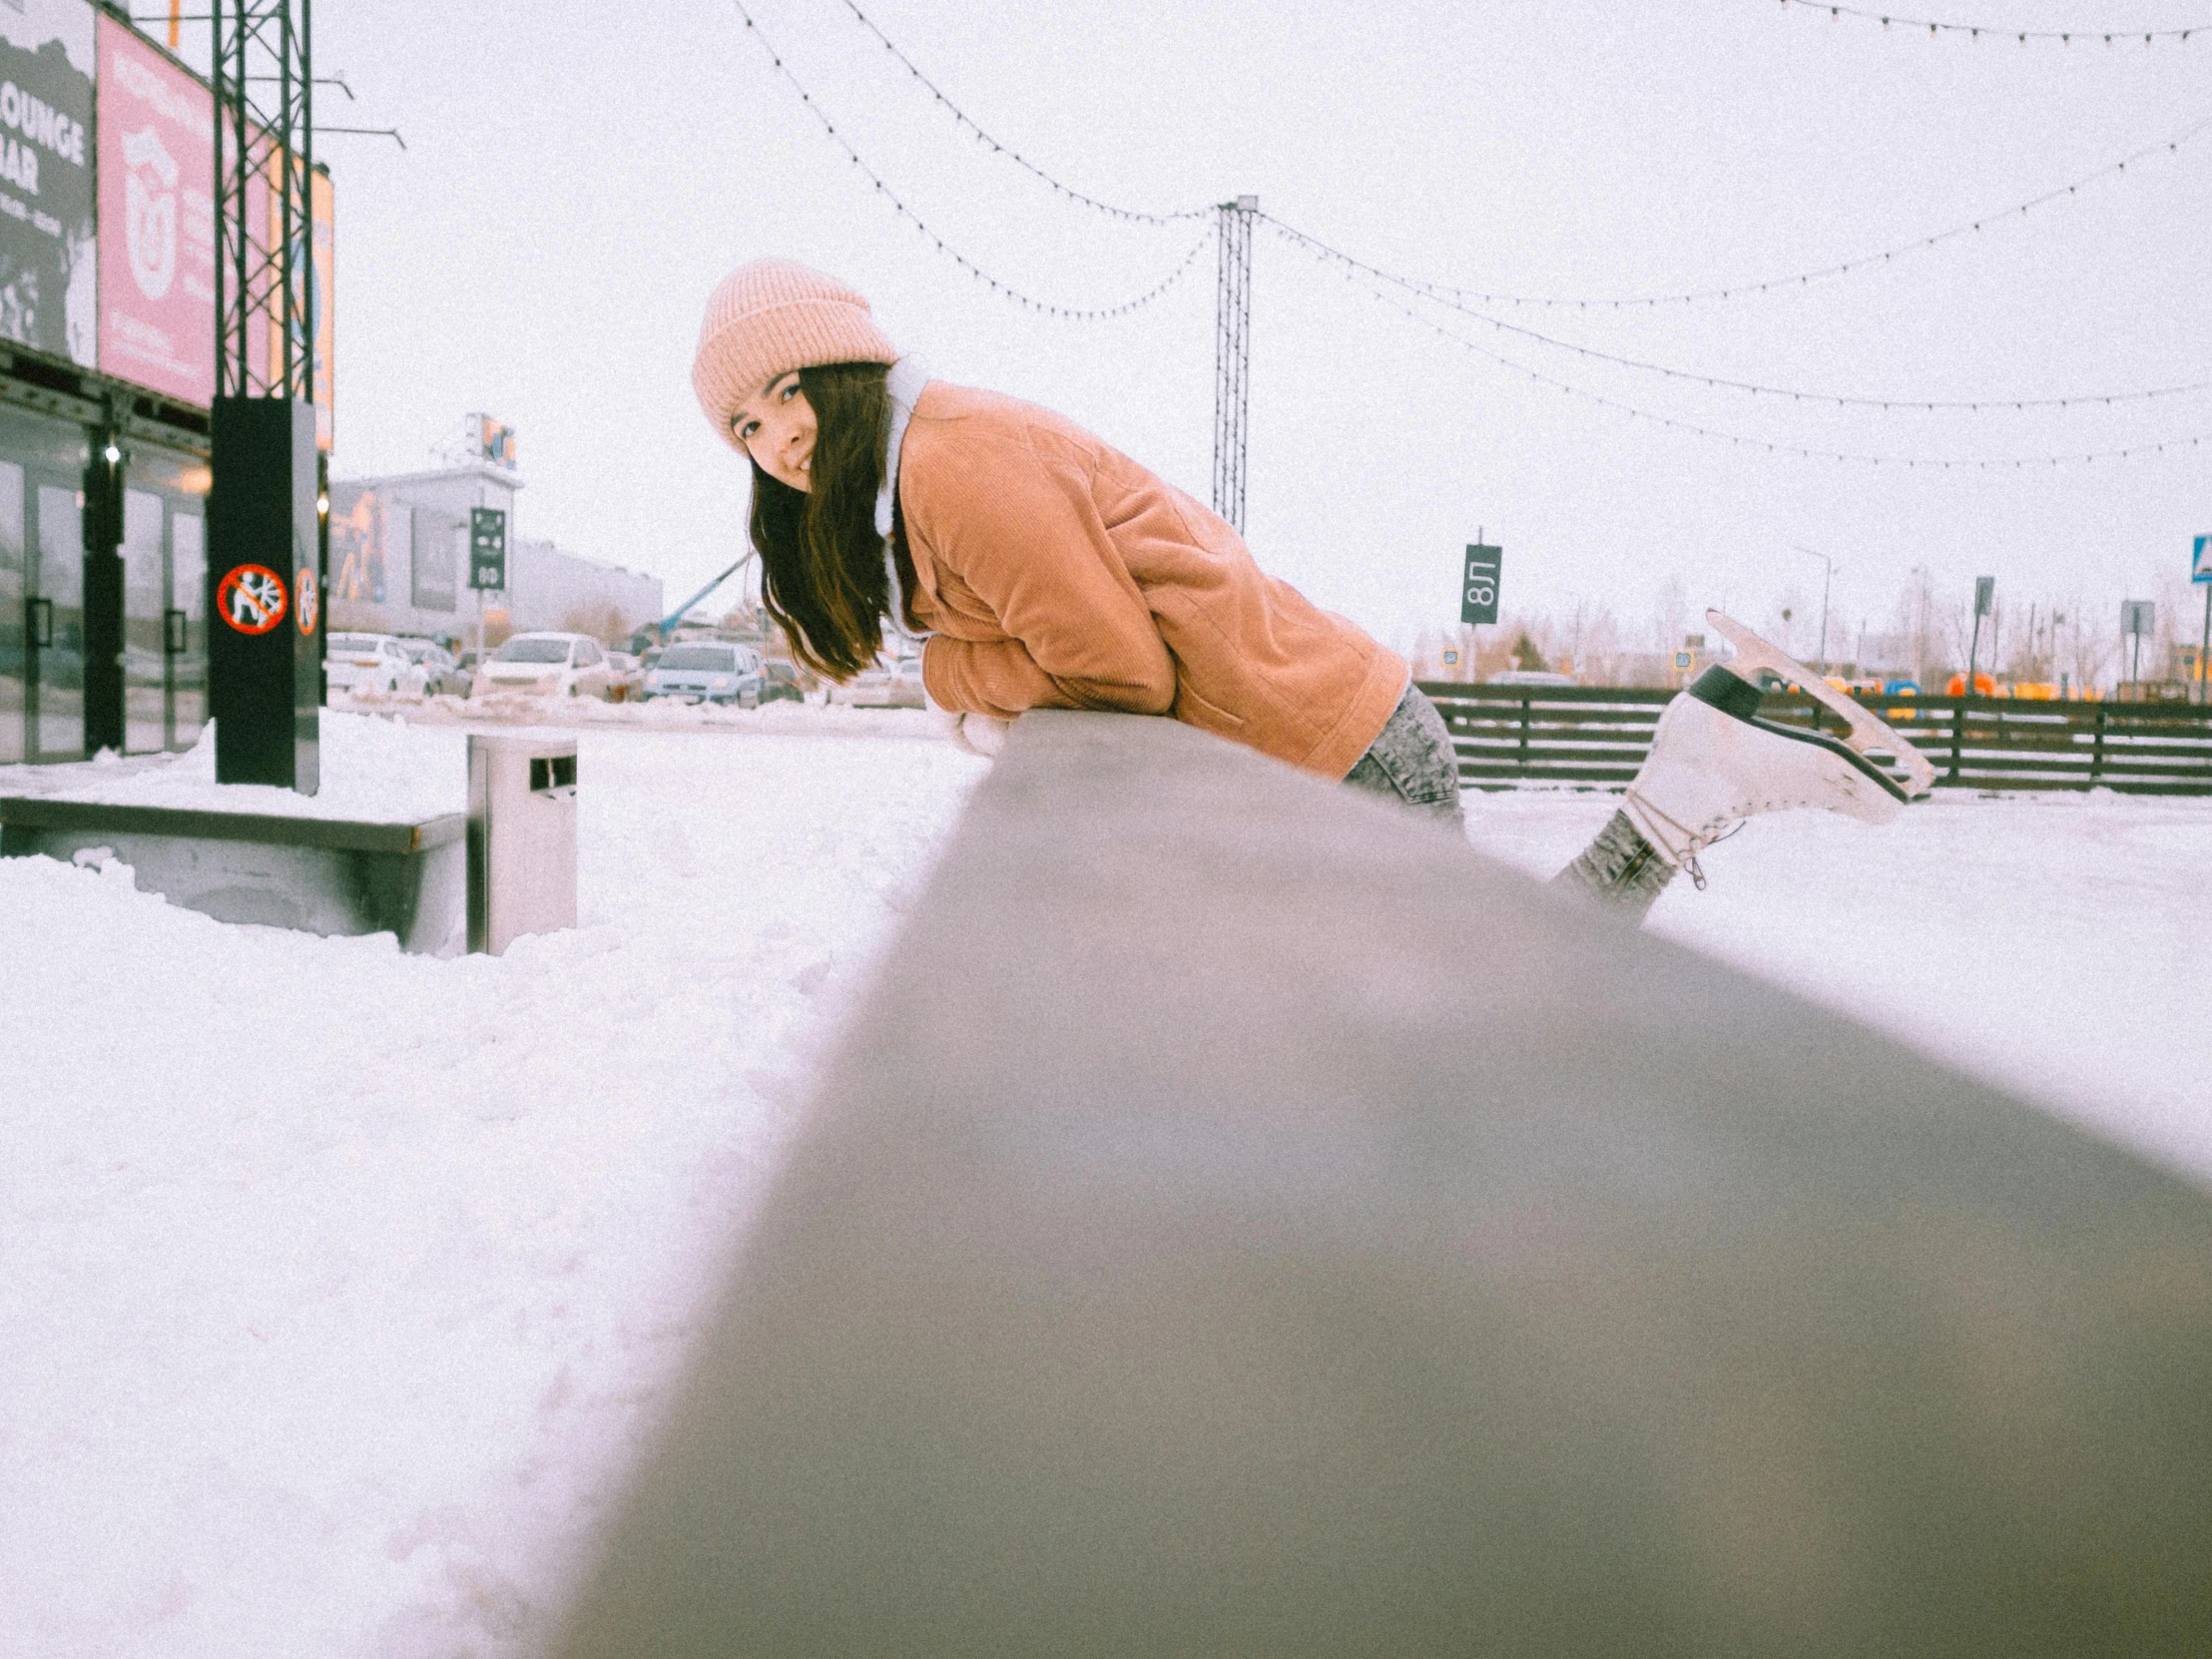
1416;681;2212;795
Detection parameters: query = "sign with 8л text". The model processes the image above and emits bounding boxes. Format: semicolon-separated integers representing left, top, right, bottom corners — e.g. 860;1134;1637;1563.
469;506;507;591
1460;544;1501;626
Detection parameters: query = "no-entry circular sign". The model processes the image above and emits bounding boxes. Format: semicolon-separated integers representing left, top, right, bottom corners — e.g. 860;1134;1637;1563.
295;566;319;635
217;564;288;635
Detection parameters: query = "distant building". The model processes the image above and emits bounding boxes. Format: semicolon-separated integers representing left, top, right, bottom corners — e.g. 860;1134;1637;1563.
327;460;662;643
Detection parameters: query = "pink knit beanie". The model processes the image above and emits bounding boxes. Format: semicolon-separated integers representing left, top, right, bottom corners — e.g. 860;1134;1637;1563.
692;259;899;449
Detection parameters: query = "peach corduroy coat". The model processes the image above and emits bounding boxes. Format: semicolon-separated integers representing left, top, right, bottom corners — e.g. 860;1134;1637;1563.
901;382;1408;782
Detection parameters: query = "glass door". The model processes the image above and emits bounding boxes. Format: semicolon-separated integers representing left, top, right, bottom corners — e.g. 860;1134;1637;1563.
0;461;22;766
30;481;82;763
168;510;206;748
123;489;166;754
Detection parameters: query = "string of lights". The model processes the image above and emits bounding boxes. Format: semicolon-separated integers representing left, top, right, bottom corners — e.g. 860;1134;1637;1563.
1262;213;2212;411
727;0;1213;318
1771;0;2205;44
830;0;1210;226
1271;109;2212;311
807;0;2209;311
1266;223;2212;469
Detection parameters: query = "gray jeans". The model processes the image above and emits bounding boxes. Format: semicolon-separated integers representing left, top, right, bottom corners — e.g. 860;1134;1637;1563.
1344;684;1674;923
1343;684;1464;828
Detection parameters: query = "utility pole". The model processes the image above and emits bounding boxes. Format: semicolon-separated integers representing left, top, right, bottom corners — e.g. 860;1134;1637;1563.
209;0;320;791
2200;583;2210;707
1966;576;1994;697
1911;565;1928;689
1212;196;1257;534
2196;536;2212;707
1793;546;1836;678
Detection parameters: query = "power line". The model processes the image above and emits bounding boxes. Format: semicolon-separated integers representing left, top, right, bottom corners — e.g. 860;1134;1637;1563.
726;0;1212;319
830;0;1210;226
1267;223;2212;469
1770;0;2205;44
1283;109;2212;311
1264;212;2212;411
796;0;2208;327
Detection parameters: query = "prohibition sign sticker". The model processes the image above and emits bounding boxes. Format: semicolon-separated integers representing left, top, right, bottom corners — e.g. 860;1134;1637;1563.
217;564;288;635
295;566;319;635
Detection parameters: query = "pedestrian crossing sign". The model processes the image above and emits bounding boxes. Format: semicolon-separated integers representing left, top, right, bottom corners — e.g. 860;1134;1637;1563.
2193;534;2212;583
1674;651;1693;670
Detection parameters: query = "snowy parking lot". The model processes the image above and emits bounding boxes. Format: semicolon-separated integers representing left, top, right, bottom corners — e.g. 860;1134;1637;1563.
3;711;2206;1656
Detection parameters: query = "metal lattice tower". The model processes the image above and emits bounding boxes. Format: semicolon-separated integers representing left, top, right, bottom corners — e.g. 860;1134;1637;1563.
1212;195;1257;532
214;0;314;400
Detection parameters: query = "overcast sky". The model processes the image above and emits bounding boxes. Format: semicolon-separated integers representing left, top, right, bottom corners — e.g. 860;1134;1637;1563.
166;0;2212;654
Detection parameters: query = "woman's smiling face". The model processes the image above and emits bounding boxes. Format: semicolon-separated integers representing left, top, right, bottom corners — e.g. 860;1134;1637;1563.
729;369;817;492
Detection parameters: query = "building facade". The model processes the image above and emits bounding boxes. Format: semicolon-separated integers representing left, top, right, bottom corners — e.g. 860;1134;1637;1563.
0;335;216;766
327;463;662;646
0;3;231;766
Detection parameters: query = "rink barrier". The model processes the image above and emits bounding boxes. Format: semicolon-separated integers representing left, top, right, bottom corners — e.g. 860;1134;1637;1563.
552;709;2212;1658
1418;681;2212;794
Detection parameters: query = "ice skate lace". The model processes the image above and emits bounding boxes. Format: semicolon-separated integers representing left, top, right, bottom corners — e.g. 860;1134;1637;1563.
1622;788;1744;892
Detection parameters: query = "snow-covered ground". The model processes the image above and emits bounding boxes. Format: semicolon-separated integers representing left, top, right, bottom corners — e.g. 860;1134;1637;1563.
1;713;987;1658
2;713;2205;1656
1467;787;2212;1185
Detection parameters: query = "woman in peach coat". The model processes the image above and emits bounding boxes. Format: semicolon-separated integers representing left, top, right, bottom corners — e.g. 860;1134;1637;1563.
693;260;1907;922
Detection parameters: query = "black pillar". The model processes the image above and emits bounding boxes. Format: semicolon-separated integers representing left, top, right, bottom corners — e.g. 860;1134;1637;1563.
80;435;126;756
209;396;320;792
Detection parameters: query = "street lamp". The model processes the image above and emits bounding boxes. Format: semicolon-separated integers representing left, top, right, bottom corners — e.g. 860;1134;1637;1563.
1793;546;1837;678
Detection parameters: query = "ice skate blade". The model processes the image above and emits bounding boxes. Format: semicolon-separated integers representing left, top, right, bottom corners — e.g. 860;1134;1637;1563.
1704;609;1936;799
1628;693;1903;873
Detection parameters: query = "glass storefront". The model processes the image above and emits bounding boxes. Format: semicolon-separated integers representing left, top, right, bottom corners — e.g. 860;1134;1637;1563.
0;461;21;767
170;510;205;748
33;482;85;764
0;404;209;767
123;488;165;754
127;443;213;758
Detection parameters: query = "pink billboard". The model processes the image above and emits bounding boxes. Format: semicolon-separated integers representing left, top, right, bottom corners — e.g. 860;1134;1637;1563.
96;14;215;405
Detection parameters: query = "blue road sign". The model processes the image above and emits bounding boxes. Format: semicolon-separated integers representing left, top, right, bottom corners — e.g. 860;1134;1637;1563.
2193;534;2212;584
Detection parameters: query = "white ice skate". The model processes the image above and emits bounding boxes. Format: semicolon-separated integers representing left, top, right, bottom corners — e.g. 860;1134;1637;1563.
1621;609;1935;881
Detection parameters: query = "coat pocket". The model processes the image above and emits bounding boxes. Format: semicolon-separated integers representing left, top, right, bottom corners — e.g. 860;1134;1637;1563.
1173;680;1246;732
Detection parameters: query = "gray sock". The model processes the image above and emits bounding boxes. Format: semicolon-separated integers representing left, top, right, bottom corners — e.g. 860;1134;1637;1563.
1552;809;1676;925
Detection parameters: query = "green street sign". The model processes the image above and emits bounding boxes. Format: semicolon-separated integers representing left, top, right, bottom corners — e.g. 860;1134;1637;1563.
470;507;507;591
1460;544;1500;626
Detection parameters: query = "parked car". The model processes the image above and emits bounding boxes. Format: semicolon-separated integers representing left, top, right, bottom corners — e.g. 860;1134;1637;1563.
603;651;645;702
398;638;470;696
837;652;927;708
326;633;423;697
1486;669;1576;688
758;661;811;705
638;641;764;706
468;631;617;700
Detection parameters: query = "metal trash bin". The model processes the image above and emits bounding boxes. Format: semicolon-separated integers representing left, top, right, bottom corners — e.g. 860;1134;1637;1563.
468;732;578;954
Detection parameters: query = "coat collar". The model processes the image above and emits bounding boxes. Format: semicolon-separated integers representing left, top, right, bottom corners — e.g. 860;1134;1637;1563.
875;354;933;539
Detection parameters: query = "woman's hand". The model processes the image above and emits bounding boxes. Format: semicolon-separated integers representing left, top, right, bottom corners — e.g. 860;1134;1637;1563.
932;709;1011;759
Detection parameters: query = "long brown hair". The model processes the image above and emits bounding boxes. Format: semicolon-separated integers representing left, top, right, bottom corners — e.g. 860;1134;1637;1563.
748;361;908;681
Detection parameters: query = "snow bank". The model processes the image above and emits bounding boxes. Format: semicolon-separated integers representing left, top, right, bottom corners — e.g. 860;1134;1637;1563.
347;689;941;743
28;715;468;824
0;725;988;1657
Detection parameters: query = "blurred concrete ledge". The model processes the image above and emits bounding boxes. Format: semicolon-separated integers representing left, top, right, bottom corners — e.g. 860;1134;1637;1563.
556;710;2212;1658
